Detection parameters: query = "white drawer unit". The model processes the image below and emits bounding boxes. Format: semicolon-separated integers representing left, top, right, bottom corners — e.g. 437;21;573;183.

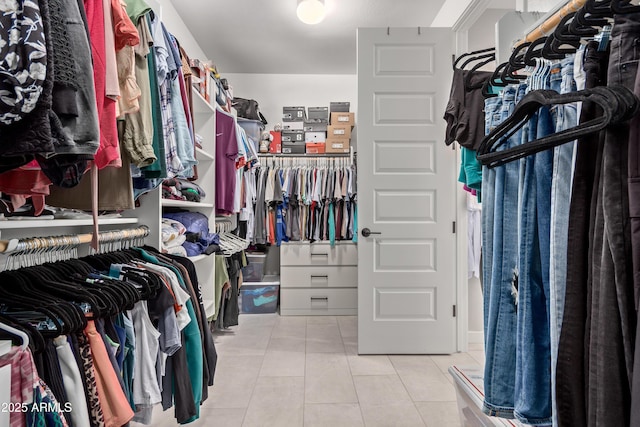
280;242;358;266
279;242;358;316
280;288;357;316
280;266;357;288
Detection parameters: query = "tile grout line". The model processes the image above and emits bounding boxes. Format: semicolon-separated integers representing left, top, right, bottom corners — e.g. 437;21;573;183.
303;316;308;425
337;318;368;426
239;315;278;425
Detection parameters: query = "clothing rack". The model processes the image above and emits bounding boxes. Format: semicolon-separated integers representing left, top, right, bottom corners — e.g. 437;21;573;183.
258;154;354;169
0;226;150;269
515;0;588;46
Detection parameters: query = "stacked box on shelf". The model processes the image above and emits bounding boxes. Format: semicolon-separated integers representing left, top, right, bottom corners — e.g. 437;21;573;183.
283;106;306;122
327;106;355;153
305;107;328;153
282;129;305;154
269;131;282;153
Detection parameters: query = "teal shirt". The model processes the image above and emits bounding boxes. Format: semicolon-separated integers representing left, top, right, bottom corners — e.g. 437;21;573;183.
458;147;482;202
134;249;203;422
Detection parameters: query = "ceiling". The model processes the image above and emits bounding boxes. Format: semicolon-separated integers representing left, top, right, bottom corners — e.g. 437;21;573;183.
172;0;516;75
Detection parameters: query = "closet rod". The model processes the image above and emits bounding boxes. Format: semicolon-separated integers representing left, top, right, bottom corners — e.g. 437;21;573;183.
515;0;587;46
0;225;150;254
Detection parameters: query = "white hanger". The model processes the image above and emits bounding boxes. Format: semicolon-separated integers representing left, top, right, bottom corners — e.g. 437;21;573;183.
0;320;29;351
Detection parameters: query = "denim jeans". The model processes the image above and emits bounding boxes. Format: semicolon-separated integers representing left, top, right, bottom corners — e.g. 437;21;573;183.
482;96;503;296
483;85;526;419
549;56;577;427
514;65;557;424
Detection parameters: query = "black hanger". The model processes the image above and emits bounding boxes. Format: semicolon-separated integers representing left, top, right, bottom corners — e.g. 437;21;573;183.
477;86;639;167
569;8;606;37
453;47;495;70
481;62;510;98
509;42;531;70
611;0;640;14
465;56;496;90
524;36;548;66
459;52;495;70
542;13;580;58
0;313;45;354
585;0;613;15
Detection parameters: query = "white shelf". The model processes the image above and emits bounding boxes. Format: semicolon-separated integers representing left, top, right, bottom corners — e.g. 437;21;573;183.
191;87;215;115
195;147;214;162
0;217;139;230
162;199;214;208
188;254;208;263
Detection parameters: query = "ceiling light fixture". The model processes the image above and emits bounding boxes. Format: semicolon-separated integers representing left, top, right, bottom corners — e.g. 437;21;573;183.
297;0;326;25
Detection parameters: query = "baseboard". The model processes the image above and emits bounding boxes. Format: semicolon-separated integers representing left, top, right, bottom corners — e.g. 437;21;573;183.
468;330;484;344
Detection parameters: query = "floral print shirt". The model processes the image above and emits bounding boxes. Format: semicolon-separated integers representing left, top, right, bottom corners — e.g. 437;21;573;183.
0;0;47;125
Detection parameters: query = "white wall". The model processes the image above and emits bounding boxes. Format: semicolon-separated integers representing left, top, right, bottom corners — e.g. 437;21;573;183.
156;0;207;61
223;73;358;147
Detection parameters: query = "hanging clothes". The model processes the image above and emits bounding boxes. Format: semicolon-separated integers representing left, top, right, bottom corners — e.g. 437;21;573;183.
0;246;218;426
245;160;357;245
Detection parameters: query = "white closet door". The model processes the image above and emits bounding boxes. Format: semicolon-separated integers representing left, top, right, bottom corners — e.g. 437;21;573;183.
357;27;458;354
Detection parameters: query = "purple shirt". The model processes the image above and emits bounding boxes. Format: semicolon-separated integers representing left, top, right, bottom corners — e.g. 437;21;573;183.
216;110;239;214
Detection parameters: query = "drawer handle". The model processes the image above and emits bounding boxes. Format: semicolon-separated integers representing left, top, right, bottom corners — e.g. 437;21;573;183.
311;253;329;258
310;296;329;308
311;275;329;280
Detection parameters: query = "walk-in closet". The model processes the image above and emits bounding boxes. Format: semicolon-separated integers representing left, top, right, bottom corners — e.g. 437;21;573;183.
1;0;638;426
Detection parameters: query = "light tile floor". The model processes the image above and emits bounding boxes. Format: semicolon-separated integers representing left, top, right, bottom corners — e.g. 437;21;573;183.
148;314;485;427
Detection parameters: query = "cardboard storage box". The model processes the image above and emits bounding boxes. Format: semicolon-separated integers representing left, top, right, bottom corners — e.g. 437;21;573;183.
282;129;304;143
304;121;328;132
305;142;326;154
282;140;305;154
283;106;306;122
269;131;281;153
330;112;355;127
282;121;304;130
308;107;329;122
327;125;352;139
305;131;326;143
330;102;350;112
238;280;280;314
325;137;350;153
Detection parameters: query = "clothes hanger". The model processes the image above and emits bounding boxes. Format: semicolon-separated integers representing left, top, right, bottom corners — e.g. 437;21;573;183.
477;85;638;167
523;36;549;66
459;52;496;71
0;318;29;351
0;314;44;353
465;56;497;90
610;0;640;14
0;270;81;334
452;47;495;70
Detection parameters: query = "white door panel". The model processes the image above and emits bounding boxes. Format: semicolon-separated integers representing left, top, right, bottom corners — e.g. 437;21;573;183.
358;27;457;354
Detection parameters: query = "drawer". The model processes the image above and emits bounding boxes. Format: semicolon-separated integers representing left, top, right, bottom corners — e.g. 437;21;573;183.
281;266;357;288
280;288;357;316
280;242;357;266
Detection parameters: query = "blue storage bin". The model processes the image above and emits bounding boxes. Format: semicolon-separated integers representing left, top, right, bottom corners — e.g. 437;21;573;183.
239;280;279;314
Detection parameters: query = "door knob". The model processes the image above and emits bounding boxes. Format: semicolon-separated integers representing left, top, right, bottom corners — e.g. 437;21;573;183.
361;228;381;238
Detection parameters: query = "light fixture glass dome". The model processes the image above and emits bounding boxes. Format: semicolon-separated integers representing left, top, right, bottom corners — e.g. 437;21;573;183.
297;0;325;25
